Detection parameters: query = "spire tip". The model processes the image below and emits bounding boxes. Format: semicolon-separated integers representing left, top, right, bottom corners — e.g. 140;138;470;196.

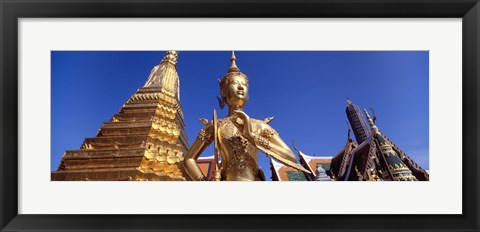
228;51;240;73
162;51;179;66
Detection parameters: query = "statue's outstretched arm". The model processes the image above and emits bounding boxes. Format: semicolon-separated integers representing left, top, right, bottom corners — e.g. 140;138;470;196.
183;122;213;180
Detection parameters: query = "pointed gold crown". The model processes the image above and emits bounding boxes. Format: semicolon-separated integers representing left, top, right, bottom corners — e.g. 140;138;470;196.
228;51;240;73
219;51;248;90
217;51;249;109
222;51;247;79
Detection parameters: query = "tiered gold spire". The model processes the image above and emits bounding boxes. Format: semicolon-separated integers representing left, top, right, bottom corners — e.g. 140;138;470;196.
52;51;189;181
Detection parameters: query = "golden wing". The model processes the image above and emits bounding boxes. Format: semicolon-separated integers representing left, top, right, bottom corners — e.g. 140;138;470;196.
198;118;209;125
263;116;274;124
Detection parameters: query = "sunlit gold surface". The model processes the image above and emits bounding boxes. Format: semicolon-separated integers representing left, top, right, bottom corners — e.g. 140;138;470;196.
183;52;310;181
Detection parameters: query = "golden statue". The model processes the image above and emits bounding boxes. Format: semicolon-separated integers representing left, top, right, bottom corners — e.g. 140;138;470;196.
183;52;311;181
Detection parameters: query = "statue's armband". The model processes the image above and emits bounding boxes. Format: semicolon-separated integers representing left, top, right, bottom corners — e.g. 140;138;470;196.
261;126;277;139
197;123;214;144
254;125;278;150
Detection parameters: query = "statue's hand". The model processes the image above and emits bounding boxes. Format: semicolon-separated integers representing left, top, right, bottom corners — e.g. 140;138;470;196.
233;110;254;143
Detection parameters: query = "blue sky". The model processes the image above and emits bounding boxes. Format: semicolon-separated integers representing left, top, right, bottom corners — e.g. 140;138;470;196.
51;51;429;180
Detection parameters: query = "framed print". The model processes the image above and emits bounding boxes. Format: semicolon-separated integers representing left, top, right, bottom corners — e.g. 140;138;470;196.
1;0;479;231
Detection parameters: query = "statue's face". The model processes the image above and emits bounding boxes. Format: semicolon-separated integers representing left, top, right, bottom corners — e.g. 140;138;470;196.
225;74;249;107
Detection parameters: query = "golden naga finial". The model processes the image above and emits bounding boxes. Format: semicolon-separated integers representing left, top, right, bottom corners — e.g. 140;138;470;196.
228;51;240;73
364;109;379;134
161;51;178;66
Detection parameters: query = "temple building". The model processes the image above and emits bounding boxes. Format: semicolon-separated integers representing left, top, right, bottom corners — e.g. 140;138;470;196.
270;146;333;181
329;100;429;181
346;99;370;144
270;100;429;181
52;51;189;181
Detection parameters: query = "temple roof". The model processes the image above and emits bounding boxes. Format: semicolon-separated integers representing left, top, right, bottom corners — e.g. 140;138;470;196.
291;143;332;178
270;157;286;181
269;157;310;181
297;150;332;179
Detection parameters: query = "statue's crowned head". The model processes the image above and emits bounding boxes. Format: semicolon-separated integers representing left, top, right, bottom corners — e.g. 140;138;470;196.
219;51;249;109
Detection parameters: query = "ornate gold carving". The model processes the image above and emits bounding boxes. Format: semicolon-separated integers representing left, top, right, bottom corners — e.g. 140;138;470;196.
254;135;271;150
197;125;213;142
367;168;380;181
227;135;258;175
260;127;277;139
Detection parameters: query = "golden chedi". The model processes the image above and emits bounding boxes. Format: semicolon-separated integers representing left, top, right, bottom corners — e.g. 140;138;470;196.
52;51;188;181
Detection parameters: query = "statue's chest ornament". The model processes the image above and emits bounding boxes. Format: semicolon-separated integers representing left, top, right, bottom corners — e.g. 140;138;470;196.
227;135;256;173
227;134;249;156
219;120;257;172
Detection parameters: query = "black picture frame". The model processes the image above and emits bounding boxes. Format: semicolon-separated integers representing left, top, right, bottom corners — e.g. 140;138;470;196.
1;0;479;231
